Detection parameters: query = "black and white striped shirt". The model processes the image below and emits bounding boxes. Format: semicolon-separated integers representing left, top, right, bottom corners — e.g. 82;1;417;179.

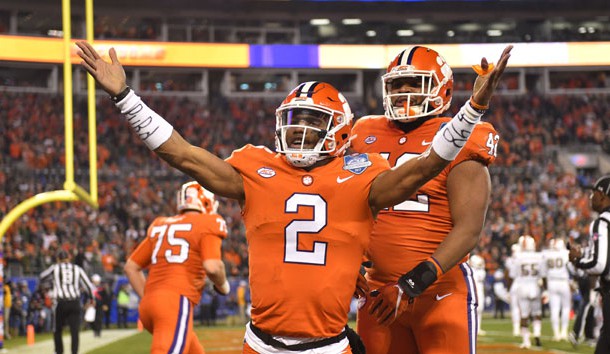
575;210;610;282
40;262;96;301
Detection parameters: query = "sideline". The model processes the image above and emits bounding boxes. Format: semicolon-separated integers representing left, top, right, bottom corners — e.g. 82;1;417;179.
3;328;139;354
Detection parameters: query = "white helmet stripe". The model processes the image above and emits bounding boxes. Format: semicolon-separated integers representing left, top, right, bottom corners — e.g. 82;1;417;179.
295;81;320;98
397;46;420;66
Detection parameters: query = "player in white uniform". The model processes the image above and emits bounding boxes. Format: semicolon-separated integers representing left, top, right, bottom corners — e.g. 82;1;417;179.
468;254;487;336
508;235;546;349
505;243;522;337
541;238;572;341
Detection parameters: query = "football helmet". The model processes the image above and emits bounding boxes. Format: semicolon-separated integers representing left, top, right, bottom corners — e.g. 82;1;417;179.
511;243;521;255
176;181;218;214
518;235;536;252
468;254;485;270
548;238;565;251
275;81;353;168
382;46;454;122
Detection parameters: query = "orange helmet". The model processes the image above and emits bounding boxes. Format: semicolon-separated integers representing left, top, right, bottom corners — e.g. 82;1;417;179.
176;181;218;214
275;81;353;167
382;46;454;122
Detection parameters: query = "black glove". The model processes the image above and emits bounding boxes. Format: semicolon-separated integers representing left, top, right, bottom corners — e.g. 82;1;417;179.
397;260;438;298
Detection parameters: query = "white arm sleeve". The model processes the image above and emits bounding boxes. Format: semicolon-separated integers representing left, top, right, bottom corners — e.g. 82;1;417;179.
115;89;174;150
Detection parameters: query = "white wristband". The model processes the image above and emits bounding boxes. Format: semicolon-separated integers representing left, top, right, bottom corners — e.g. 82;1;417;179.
431;101;484;161
216;280;231;295
115;90;174;150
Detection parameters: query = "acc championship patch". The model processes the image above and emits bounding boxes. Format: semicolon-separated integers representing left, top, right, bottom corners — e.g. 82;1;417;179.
257;167;276;178
343;153;372;175
364;136;377;144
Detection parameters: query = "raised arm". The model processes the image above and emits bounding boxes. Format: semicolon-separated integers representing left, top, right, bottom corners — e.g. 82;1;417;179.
368;45;512;213
76;41;244;200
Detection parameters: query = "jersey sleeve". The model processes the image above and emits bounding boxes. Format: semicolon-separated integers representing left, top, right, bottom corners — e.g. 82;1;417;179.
226;144;274;172
199;215;227;261
201;234;224;261
129;236;153;268
128;218;162;268
451;122;498;167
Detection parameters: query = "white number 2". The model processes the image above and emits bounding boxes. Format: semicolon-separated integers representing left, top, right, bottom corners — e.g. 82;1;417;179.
284;194;328;265
150;224;191;264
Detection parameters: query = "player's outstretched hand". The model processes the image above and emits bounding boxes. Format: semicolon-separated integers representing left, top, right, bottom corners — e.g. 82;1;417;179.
76;41;127;97
470;45;513;108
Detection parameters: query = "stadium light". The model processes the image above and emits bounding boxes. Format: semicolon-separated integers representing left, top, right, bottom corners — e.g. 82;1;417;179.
342;19;362;25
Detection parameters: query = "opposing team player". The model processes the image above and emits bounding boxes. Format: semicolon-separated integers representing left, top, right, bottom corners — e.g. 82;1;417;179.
124;182;230;354
77;41;512;354
542;238;572;341
508;235;546;349
469;254;488;336
352;45;501;354
506;242;523;336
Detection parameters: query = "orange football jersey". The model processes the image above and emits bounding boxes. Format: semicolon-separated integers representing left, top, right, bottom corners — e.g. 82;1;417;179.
226;144;390;338
351;116;499;283
129;212;227;305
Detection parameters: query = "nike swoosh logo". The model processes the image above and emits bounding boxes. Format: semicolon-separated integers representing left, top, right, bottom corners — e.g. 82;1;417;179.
421;140;432;146
435;293;453;301
336;175;355;184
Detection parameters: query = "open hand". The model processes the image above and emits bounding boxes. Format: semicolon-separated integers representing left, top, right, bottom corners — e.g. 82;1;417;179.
471;45;513;108
76;41;127;96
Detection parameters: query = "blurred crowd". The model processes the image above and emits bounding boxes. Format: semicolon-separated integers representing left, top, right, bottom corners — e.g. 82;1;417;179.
0;89;609;337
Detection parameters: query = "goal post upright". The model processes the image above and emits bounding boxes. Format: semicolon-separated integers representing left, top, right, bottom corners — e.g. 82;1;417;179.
0;0;99;241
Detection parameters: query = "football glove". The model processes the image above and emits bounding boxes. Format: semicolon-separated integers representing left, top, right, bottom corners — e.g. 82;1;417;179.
397;260;439;299
368;282;408;326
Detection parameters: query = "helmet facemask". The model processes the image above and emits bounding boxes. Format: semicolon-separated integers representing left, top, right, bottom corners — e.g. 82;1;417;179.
275;105;347;168
382;69;448;122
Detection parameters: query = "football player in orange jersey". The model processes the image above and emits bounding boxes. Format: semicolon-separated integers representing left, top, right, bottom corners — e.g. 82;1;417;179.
352;46;502;354
124;181;230;354
77;41;511;354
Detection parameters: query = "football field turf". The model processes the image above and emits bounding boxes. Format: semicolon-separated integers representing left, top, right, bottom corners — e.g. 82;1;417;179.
84;316;596;354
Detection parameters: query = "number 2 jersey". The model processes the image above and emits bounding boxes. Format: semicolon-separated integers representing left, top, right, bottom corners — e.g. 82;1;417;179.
226;144;390;338
351;115;499;283
128;212;227;305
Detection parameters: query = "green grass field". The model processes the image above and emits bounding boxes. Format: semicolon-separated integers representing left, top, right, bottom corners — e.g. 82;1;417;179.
77;315;596;354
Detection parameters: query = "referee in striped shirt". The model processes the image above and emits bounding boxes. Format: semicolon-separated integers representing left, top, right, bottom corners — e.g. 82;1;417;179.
569;175;610;353
40;250;96;354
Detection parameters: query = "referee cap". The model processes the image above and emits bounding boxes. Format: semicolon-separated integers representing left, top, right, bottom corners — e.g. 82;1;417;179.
587;175;610;197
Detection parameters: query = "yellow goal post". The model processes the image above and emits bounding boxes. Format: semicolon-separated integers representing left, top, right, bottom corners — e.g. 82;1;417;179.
0;0;99;240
